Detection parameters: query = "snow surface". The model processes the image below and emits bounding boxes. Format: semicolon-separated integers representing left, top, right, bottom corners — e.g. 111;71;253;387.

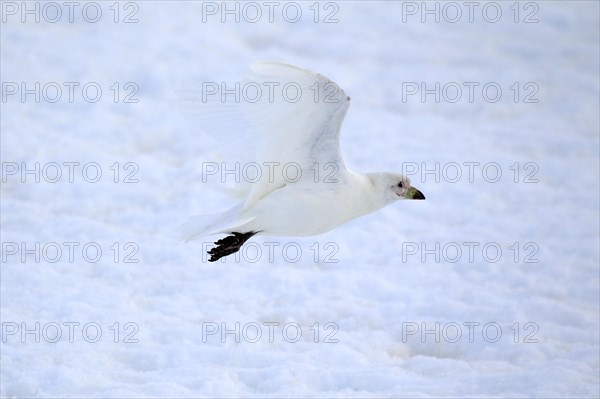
1;1;599;397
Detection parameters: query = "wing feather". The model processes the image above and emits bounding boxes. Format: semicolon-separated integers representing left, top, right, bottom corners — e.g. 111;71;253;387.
240;62;351;208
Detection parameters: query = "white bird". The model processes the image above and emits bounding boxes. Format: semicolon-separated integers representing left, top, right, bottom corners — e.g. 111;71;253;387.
183;62;425;261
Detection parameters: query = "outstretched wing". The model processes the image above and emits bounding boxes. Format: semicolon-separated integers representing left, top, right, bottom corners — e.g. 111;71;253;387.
241;62;351;209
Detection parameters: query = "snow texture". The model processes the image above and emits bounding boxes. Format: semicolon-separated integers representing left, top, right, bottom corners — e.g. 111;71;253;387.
1;1;599;397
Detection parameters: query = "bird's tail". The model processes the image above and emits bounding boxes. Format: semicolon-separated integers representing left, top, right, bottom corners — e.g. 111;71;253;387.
180;203;254;242
180;213;225;242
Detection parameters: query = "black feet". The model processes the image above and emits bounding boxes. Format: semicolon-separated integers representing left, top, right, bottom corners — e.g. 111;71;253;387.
208;232;256;262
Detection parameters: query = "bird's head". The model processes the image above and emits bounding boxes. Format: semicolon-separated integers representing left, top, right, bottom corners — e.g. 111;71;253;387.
394;175;425;200
369;172;425;203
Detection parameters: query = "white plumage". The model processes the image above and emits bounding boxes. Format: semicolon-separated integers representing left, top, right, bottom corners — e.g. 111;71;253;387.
182;62;425;261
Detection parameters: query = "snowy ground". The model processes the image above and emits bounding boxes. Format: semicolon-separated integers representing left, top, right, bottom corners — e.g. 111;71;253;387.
1;1;599;397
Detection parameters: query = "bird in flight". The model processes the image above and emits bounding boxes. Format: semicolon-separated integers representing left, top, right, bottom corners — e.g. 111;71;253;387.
183;62;425;261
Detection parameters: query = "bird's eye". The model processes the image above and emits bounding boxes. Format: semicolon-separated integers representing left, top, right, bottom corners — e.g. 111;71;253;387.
397;182;403;188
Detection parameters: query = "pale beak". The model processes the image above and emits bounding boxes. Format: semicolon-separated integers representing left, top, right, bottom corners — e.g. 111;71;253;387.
406;187;425;200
